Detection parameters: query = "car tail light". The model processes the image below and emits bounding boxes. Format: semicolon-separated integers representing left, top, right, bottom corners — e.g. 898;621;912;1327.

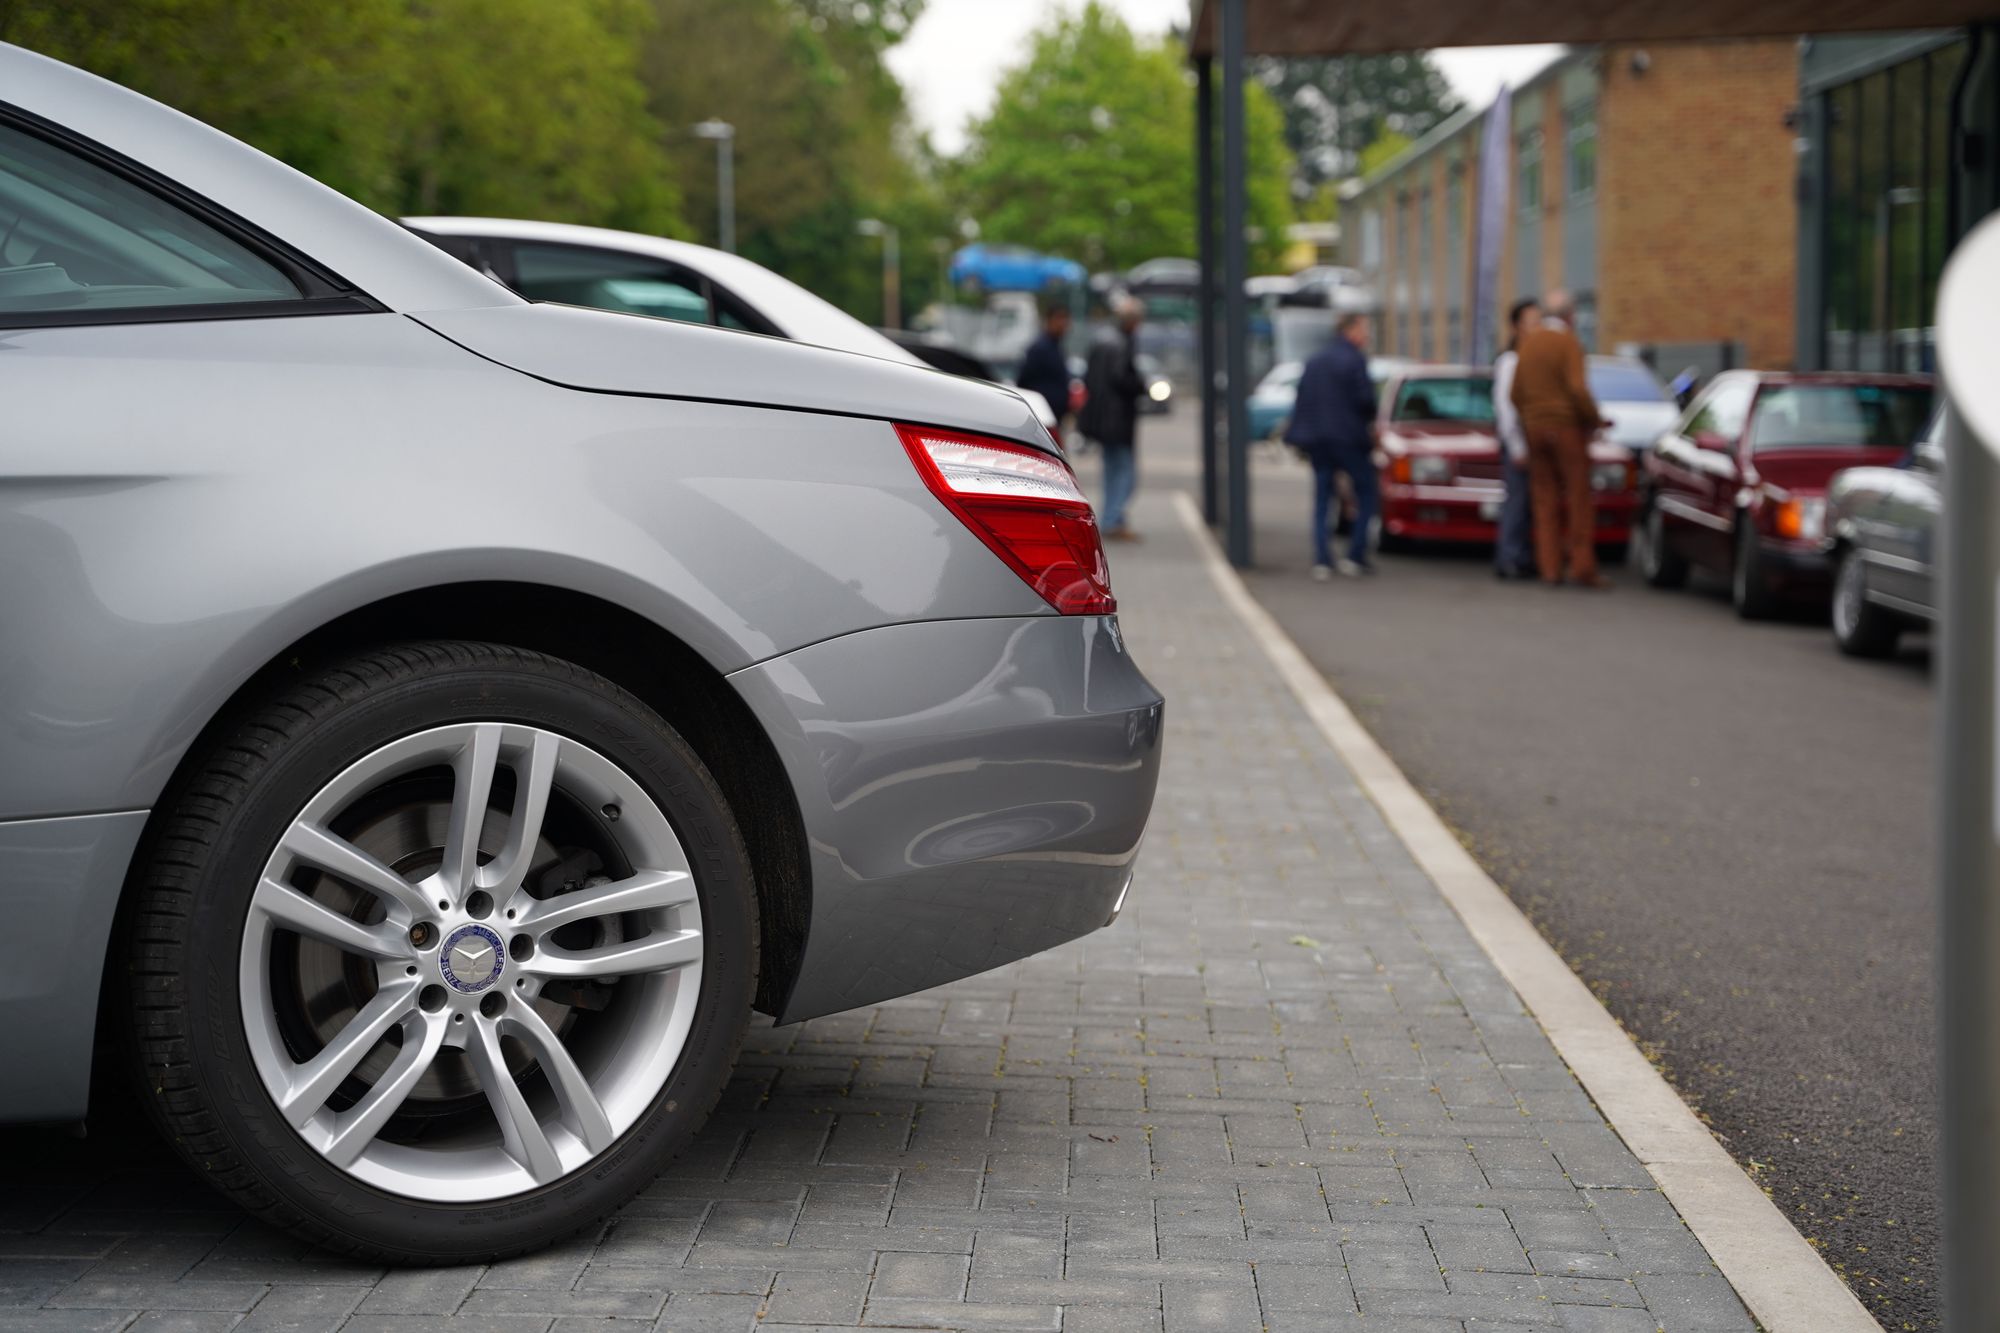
897;423;1115;615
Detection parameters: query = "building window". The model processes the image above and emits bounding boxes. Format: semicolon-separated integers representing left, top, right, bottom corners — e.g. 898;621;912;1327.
1565;103;1597;198
1417;185;1434;361
1445;168;1466;359
1818;41;1963;371
1361;207;1382;271
1396;192;1415;357
1517;129;1542;214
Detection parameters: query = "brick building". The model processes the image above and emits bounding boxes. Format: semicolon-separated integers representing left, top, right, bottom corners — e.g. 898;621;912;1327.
1342;41;1800;372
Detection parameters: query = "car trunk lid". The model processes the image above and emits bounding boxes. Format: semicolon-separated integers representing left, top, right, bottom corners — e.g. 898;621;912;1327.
414;303;1054;453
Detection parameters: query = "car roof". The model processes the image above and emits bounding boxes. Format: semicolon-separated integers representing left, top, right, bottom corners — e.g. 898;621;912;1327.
2;42;517;314
1395;365;1490;378
1725;369;1936;387
404;217;923;368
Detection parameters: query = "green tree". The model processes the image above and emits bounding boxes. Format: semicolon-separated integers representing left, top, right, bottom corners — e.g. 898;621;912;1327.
0;0;684;235
638;0;940;321
1358;130;1416;179
955;3;1293;274
1253;54;1459;197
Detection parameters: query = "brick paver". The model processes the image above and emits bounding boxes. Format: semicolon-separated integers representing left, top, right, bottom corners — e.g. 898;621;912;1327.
0;492;1754;1331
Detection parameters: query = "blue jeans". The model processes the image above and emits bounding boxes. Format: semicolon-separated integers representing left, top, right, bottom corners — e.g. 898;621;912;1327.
1496;451;1535;575
1100;443;1136;530
1312;444;1377;567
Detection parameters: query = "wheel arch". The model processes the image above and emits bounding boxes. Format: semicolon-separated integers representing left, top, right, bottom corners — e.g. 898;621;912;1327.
107;581;814;1030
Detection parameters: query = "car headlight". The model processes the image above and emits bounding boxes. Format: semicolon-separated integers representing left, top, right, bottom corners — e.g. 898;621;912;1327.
1149;381;1171;402
1408;455;1453;484
1590;461;1631;493
1773;495;1826;542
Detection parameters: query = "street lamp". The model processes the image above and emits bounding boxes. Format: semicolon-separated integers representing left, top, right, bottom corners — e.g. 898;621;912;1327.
692;120;734;254
857;217;901;330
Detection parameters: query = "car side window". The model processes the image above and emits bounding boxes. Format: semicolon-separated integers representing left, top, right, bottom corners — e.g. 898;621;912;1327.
1684;378;1752;443
511;242;713;325
0;119;302;322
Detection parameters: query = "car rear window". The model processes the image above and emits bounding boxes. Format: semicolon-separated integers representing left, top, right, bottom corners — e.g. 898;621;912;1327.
1589;362;1666;403
1748;384;1935;452
0;122;300;318
1394;377;1496;425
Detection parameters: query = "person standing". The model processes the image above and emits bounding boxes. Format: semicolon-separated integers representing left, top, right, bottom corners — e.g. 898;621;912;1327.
1017;299;1073;434
1492;297;1541;580
1510;290;1607;588
1078;295;1146;540
1285;311;1379;579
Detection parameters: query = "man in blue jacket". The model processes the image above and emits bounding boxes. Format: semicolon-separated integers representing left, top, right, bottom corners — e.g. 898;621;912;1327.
1285;312;1380;578
1016;300;1073;432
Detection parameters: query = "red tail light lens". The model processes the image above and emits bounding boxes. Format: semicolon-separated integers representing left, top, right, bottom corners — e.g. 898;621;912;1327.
896;423;1116;615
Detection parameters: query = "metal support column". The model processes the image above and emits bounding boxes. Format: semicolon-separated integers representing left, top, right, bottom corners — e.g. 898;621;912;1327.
1941;394;2000;1333
1220;0;1251;567
1940;40;2000;1330
1196;56;1219;526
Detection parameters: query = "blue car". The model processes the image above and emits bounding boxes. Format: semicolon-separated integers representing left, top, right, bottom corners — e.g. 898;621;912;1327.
1248;361;1302;440
950;243;1086;293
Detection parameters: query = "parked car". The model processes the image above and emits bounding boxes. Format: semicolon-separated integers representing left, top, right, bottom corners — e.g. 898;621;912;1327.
1824;409;1944;656
1246;356;1424;444
878;326;993;378
948;242;1085;294
1375;367;1637;549
1249;360;1301;439
405;217;1061;431
1590;355;1679;457
1136;352;1173;414
1632;370;1935;618
1;43;1162;1262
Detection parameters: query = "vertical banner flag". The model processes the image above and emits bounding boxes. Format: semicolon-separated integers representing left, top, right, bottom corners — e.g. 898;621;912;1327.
1468;85;1512;366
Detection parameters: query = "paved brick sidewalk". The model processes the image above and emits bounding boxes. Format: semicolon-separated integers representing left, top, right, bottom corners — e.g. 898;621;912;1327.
0;491;1754;1332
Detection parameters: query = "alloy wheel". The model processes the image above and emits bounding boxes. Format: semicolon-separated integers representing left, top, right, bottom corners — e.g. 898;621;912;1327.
1639;506;1663;579
239;721;704;1202
1834;550;1864;640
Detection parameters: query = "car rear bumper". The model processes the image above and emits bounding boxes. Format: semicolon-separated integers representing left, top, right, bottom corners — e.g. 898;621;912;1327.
729;614;1164;1022
0;809;149;1123
1381;483;1637;543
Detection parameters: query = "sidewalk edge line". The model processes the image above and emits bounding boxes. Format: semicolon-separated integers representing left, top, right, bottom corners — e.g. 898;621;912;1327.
1169;490;1880;1333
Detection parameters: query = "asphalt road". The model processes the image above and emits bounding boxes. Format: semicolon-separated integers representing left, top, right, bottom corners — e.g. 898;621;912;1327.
1105;411;1939;1329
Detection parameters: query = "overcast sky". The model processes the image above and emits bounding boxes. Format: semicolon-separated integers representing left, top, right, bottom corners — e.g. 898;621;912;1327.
887;0;1561;156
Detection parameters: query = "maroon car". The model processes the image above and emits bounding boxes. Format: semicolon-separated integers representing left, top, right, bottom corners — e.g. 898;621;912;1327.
1375;366;1636;549
1631;370;1934;618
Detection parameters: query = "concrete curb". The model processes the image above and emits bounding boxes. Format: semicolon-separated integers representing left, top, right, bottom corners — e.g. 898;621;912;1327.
1171;491;1881;1333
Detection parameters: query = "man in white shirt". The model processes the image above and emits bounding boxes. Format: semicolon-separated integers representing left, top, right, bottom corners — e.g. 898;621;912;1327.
1492;297;1542;580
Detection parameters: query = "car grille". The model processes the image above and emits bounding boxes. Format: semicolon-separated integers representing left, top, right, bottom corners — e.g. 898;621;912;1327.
1456;460;1504;482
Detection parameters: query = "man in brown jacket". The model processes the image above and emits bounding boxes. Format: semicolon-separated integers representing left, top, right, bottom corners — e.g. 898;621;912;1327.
1509;290;1608;588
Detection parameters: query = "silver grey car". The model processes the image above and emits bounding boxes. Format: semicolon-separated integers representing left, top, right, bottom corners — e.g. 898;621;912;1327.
0;44;1162;1260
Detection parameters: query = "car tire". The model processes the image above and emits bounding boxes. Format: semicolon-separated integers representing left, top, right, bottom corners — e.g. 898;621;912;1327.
1634;499;1688;589
1831;546;1901;658
1731;520;1782;620
123;641;756;1263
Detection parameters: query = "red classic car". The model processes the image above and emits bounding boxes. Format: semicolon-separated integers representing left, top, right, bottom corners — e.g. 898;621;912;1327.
1630;370;1935;618
1374;367;1637;549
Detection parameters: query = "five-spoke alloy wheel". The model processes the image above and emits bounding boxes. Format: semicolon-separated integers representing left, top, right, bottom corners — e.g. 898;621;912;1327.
127;643;756;1262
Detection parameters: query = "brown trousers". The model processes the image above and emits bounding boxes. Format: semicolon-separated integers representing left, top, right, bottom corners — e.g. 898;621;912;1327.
1525;424;1596;582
